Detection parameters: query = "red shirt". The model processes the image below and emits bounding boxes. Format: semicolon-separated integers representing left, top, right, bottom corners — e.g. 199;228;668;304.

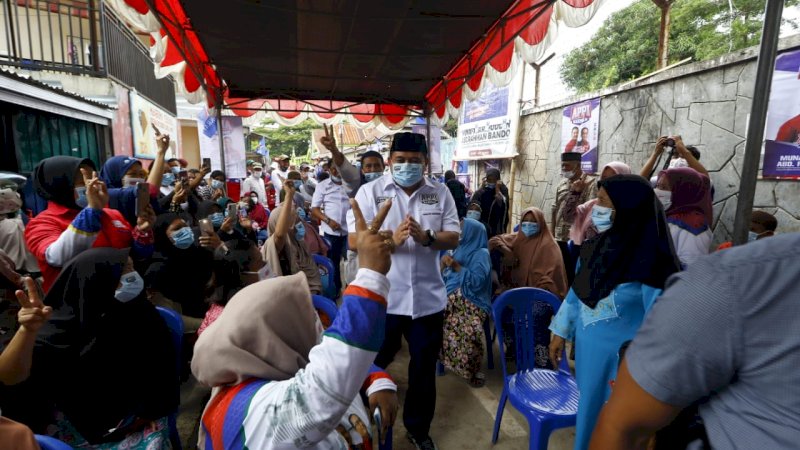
24;202;135;293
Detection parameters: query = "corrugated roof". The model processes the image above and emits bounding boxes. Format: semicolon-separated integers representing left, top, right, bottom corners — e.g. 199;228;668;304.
310;124;388;156
0;68;113;110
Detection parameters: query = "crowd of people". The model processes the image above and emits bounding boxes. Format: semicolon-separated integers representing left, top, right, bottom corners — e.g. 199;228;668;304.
0;127;796;450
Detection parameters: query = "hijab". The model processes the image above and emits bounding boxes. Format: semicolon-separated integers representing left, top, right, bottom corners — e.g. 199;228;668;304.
197;200;222;221
659;167;713;230
444;218;492;312
490;207;568;298
192;272;320;386
574;175;680;308
242;190;269;227
99;155;139;188
570;161;631;245
266;205;322;294
33;156;94;209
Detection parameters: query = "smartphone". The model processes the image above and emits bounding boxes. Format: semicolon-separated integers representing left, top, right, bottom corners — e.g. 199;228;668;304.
199;218;215;235
226;202;238;219
202;157;211;171
178;170;189;186
135;182;150;217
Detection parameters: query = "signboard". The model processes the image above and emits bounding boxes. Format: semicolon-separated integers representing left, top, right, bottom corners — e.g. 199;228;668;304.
560;98;600;174
411;122;442;174
764;49;800;179
130;91;179;159
197;110;247;179
455;72;522;160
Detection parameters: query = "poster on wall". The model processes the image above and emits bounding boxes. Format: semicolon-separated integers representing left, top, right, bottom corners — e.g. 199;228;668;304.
763;49;800;179
411;121;443;173
560;98;600;174
130;91;179;160
455;70;523;161
197;110;247;179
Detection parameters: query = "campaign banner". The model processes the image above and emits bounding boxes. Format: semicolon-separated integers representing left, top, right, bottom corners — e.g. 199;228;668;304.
411;122;442;174
130;91;179;159
455;72;522;160
197;110;247;179
560;98;600;174
763;49;800;179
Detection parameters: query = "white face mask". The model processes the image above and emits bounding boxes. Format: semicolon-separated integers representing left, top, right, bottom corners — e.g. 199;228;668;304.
252;171;262;179
122;176;145;188
654;188;672;211
562;170;575;179
115;271;144;302
669;158;689;169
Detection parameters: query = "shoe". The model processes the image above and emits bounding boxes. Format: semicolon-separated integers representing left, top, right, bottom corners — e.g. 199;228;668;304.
407;432;439;450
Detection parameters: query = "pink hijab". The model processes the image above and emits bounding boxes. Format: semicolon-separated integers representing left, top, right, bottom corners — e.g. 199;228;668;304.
569;161;631;245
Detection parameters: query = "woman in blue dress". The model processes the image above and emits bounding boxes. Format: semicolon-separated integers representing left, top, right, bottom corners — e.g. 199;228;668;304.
548;175;680;450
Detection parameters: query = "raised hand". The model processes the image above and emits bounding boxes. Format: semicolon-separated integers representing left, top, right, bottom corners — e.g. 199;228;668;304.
320;124;340;154
136;204;155;232
16;277;51;334
155;128;170;155
350;198;394;275
654;136;669;156
80;168;108;209
220;215;236;233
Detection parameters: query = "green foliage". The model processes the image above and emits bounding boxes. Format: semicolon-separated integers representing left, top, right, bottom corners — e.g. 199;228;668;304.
250;118;321;157
561;0;800;93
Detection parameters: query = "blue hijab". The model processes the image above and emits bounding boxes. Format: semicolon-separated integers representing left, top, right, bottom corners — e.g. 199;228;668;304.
100;156;140;224
100;155;140;188
443;218;492;312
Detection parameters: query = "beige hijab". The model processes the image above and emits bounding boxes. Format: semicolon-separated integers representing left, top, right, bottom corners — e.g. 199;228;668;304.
489;207;569;298
191;272;320;386
265;204;322;294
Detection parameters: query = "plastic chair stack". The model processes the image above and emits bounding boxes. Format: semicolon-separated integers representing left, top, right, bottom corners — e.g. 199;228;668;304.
34;435;72;450
491;288;579;450
312;254;338;299
156;306;184;450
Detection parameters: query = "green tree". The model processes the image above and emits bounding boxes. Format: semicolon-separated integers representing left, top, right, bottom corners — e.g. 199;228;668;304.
250;118;321;157
561;0;799;93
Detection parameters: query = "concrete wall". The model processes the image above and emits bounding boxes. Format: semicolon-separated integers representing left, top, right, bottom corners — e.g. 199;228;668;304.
504;34;800;245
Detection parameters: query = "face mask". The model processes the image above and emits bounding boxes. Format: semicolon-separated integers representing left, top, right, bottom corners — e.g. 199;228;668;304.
364;172;382;183
748;231;769;243
297;208;307;221
115;271;144;303
294;222;306;240
520;221;540;237
669;158;689;169
122;176;144;188
250;196;259;203
171;227;195;249
161;172;175;187
75;186;89;208
654;188;672;211
293;180;304;189
466;210;481;221
330;175;342;184
391;162;424;187
209;212;224;227
485;183;496;189
170;166;181;175
562;170;575;179
252;171;262;179
211;179;225;190
591;205;614;233
243;263;273;283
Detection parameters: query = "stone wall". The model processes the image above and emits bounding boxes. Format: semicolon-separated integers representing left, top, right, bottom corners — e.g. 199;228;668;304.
499;34;800;245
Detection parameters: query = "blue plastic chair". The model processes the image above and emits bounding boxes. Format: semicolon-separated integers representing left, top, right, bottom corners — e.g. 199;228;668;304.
34;435;72;450
312;294;338;324
156;306;184;450
491;288;579;450
313;254;338;299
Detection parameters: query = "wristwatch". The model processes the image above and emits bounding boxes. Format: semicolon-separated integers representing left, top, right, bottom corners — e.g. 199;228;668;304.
423;229;437;247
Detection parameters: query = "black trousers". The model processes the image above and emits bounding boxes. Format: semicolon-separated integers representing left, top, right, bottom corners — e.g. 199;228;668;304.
557;240;577;287
375;311;444;439
324;233;347;295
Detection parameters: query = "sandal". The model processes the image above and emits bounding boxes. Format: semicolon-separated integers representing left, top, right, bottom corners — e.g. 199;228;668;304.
470;372;486;388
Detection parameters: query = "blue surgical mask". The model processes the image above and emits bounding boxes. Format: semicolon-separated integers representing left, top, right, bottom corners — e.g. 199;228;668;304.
466;210;482;221
75;186;88;208
591;205;614;233
293;180;304;189
115;271;144;303
170;166;180;175
330;175;342;184
294;222;306;240
211;179;225;190
364;172;382;183
297;208;307;222
171;227;195;249
209;212;224;228
485;183;496;190
520;221;540;237
162;172;175;187
391;163;424;187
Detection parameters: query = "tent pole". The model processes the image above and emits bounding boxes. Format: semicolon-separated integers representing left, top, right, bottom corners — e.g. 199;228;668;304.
507;157;517;233
732;0;784;246
426;106;433;177
216;93;227;173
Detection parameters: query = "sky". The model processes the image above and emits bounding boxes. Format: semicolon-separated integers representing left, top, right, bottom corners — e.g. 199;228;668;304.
524;0;800;106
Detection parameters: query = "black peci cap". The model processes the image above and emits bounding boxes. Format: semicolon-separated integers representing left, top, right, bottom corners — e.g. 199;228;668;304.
561;152;582;162
390;132;428;155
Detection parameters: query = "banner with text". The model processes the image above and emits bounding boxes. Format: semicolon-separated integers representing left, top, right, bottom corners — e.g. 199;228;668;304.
764;49;800;179
197;110;247;179
455;72;522;160
130;91;179;160
560;98;600;174
411;122;443;174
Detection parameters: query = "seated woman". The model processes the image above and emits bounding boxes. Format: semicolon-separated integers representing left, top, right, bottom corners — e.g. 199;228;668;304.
241;191;269;241
263;183;322;295
24;156;155;293
465;201;482;222
439;218;492;387
548;175;681;450
1;248;178;448
654;167;713;268
197;200;248;242
570;161;631;246
192;199;398;449
489;207;568;368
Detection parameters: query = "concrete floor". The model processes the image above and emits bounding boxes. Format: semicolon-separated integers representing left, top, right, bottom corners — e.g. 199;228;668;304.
177;339;576;450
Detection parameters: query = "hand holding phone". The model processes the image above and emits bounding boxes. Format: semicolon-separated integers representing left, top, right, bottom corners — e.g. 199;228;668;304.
202;157;212;171
226;202;238;219
135;182;150;218
199;219;215;236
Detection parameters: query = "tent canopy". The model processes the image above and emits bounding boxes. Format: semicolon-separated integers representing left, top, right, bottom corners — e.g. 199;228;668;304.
117;0;602;127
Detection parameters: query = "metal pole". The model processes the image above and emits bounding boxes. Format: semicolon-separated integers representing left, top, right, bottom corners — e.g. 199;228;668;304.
426;107;432;177
216;97;227;172
732;0;784;246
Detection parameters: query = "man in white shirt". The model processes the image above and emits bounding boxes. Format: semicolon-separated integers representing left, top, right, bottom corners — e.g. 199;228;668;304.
348;132;460;450
271;155;291;203
311;165;350;297
241;162;267;208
